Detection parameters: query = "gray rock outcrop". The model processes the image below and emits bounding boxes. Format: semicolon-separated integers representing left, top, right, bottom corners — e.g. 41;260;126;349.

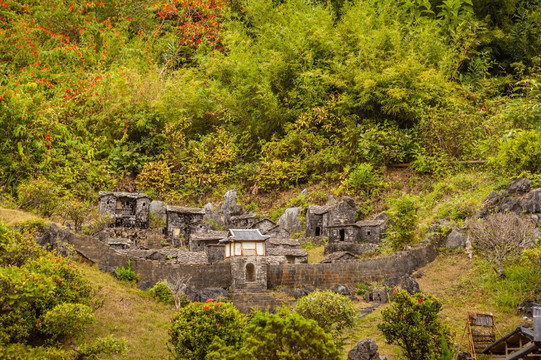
221;189;241;225
383;274;420;295
444;229;466;249
277;207;303;233
203;203;225;229
347;339;387;360
149;200;166;221
480;178;541;219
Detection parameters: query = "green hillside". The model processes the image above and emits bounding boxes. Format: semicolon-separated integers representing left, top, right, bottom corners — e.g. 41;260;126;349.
1;0;541;207
2;0;541;358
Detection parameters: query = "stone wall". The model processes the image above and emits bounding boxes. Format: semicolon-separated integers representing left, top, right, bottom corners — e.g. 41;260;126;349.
267;240;437;289
230;256;267;291
66;229;231;290
38;224;436;293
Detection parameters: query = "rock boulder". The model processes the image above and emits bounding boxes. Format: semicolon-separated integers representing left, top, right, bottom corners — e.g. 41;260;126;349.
277;207;303;234
347;339;386;360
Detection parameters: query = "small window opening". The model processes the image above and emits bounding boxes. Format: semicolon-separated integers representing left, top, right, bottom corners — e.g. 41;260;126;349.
142;202;146;207
315;226;321;236
339;229;345;241
246;263;256;282
367;230;371;236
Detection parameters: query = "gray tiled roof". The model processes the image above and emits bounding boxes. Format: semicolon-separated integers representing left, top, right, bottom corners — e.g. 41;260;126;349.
165;206;205;215
98;191;151;200
308;205;331;215
266;247;308;257
230;214;259;220
267;238;301;247
229;229;270;241
356;220;386;227
191;232;228;241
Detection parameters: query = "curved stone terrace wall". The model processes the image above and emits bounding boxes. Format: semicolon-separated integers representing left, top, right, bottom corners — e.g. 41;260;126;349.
267;240;437;290
38;224;437;292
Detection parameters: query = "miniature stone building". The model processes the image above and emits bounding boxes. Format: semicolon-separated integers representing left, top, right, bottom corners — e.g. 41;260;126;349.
327;223;361;244
266;238;308;264
356;220;386;243
305;197;357;237
251;218;277;234
324;220;384;255
220;229;270;290
263;224;290;238
165;206;207;247
189;231;228;252
305;205;332;237
98;192;152;228
221;229;270;258
230;214;260;229
206;244;225;264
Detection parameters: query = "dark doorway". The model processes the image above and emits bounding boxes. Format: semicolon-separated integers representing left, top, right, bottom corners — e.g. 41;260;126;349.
246;263;256;282
339;229;345;241
315;226;321;236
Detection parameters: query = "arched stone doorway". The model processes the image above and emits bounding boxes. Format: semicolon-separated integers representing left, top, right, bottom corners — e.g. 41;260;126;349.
246;263;256;282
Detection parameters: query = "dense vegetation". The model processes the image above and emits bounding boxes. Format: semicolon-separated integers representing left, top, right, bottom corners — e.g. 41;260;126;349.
1;0;540;207
0;221;126;359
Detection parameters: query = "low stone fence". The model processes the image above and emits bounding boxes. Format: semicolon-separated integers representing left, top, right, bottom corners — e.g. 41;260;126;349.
267;240;437;290
38;224;231;291
38;224;436;292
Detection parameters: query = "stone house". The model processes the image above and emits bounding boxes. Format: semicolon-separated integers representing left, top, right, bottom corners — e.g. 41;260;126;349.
165;206;208;247
230;214;260;229
189;232;228;252
305;197;357;237
355;220;386;243
220;229;270;291
305;205;332;237
251;218;277;234
98;192;152;228
324;219;385;255
221;229;270;258
266;238;308;264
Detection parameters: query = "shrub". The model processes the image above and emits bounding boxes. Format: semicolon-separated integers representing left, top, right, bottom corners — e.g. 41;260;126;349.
116;260;138;283
40;303;95;342
491;129;541;175
377;289;451;360
0;223;94;347
168;300;245;360
386;194;418;251
468;212;536;276
16;178;61;217
295;290;356;334
56;199;94;232
344;163;382;196
358;125;415;165
148;281;174;304
75;336;128;360
206;309;340;360
136;161;173;197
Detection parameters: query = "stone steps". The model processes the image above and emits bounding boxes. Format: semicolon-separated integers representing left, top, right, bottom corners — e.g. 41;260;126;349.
229;290;296;313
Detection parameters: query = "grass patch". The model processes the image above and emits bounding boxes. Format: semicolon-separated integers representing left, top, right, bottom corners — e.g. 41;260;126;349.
306;245;325;264
79;263;176;360
0;207;44;226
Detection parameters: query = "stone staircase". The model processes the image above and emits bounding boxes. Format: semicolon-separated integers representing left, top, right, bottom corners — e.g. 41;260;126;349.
229;287;295;313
